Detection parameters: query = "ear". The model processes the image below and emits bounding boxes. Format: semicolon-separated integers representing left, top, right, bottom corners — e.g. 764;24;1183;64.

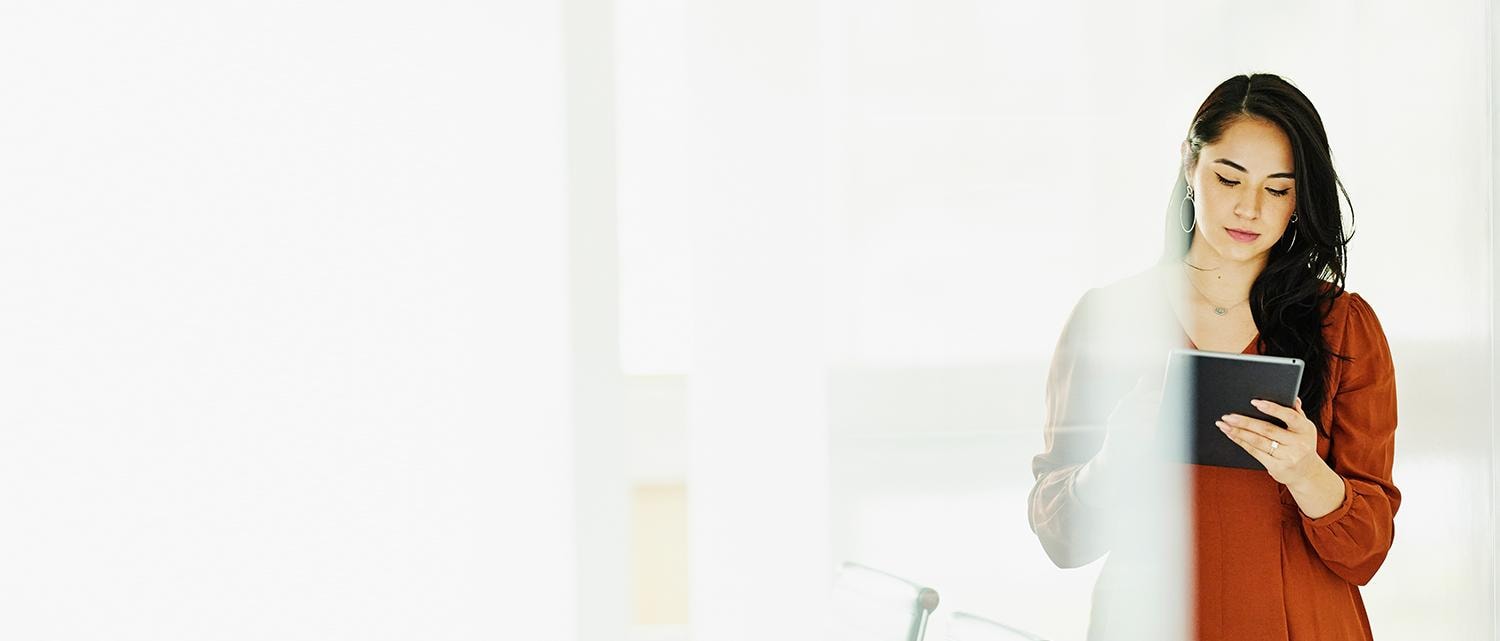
1179;140;1195;182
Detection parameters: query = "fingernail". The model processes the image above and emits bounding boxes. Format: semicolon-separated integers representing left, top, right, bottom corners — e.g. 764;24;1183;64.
1250;399;1265;406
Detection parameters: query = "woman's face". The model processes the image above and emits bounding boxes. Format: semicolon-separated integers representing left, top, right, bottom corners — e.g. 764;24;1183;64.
1184;117;1298;264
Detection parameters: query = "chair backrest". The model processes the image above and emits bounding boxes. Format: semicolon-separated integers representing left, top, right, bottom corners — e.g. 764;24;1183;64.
828;562;940;641
945;611;1048;641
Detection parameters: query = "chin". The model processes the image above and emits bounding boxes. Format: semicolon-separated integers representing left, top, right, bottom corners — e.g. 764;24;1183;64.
1207;239;1266;263
1231;246;1272;262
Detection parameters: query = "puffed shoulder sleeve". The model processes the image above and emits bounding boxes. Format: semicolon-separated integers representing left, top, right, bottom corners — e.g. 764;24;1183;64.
1027;289;1111;568
1300;292;1400;586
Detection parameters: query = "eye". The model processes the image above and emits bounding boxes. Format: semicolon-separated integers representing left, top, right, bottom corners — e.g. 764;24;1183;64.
1267;187;1290;197
1215;173;1239;187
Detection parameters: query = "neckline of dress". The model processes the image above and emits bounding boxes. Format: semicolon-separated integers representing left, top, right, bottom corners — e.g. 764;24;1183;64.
1158;263;1259;355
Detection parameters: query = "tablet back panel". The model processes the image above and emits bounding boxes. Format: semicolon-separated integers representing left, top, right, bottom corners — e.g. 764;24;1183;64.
1161;349;1304;471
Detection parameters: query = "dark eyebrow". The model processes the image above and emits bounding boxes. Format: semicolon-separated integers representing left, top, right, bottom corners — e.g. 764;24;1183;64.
1212;158;1295;179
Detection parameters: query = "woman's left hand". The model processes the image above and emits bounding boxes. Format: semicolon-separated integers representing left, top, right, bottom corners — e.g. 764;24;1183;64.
1217;397;1327;487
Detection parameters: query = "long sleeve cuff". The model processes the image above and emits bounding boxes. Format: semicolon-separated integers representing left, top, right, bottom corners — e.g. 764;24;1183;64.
1029;462;1109;568
1298;476;1395;586
1302;475;1356;527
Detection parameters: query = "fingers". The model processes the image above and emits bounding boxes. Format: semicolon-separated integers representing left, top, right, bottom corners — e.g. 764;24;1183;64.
1250;398;1313;434
1249;398;1296;421
1219;424;1278;465
1217;418;1282;456
1219;413;1284;442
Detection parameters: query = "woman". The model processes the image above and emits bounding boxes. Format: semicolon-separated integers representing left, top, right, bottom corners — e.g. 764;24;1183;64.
1027;74;1399;640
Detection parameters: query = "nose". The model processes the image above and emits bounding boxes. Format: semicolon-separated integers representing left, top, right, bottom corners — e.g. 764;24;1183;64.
1233;188;1262;220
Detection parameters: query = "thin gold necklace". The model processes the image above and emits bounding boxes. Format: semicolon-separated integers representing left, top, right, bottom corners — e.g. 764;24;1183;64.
1180;260;1248;317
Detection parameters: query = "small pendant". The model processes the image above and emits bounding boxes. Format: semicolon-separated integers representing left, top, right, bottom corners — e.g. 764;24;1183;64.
1214;307;1227;316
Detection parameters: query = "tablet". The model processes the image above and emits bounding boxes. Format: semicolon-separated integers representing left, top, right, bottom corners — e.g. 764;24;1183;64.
1159;348;1305;471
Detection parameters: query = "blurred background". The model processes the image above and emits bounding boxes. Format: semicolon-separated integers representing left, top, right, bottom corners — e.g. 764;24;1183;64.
0;1;1494;640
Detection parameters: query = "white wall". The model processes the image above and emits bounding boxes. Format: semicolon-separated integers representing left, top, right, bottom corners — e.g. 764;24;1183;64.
680;2;834;640
0;3;578;639
565;0;630;638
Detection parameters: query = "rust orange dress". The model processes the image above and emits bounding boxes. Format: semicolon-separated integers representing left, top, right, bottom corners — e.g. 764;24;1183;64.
1028;271;1400;641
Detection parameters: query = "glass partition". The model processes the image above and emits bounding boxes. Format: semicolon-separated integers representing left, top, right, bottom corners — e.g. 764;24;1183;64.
615;1;1495;639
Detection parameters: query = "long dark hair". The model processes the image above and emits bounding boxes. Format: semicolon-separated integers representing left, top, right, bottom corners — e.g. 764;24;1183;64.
1161;74;1354;430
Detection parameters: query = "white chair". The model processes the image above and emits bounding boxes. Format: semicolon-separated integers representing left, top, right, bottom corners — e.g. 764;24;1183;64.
945;611;1048;641
828;561;940;641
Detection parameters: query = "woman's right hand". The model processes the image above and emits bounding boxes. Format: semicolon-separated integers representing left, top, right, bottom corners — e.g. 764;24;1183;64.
1075;374;1166;507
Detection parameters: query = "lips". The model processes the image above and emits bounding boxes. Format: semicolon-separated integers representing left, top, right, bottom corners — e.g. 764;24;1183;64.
1226;228;1261;243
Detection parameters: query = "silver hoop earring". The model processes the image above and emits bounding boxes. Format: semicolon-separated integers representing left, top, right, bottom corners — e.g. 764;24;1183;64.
1179;187;1196;233
1285;212;1298;247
